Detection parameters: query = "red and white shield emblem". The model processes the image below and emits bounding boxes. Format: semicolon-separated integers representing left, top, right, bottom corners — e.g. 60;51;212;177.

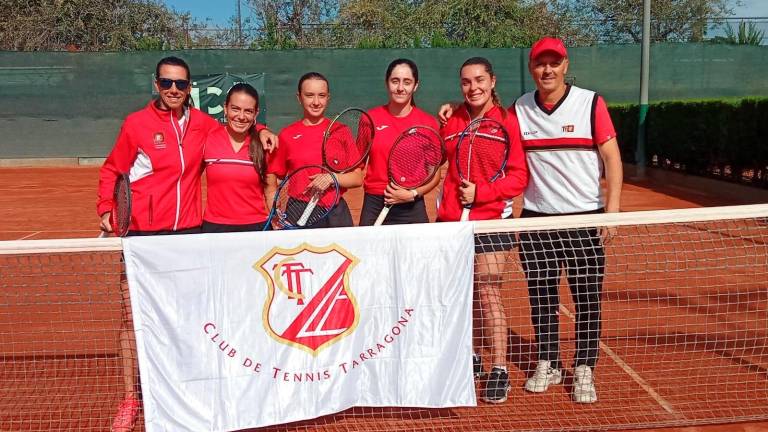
254;243;360;355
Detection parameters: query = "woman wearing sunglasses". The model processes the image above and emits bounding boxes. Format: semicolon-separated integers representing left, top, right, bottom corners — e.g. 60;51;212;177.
96;56;277;432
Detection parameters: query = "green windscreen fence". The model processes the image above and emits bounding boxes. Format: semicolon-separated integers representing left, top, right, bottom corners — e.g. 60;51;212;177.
187;73;267;125
0;43;766;159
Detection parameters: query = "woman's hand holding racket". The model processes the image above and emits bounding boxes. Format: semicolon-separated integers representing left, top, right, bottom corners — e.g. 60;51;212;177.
305;172;336;194
383;183;417;205
458;179;477;207
288;107;374;221
455;118;510;222
262;107;372;230
263;165;340;230
373;126;444;226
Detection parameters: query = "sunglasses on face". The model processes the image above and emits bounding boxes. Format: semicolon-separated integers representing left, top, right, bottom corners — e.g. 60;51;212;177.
157;78;191;91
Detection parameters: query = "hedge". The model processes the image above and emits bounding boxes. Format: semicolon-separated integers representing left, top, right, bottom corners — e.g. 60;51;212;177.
609;97;768;186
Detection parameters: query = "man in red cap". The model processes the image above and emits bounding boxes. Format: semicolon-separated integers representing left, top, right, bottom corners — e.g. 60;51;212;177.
515;36;622;404
438;37;622;404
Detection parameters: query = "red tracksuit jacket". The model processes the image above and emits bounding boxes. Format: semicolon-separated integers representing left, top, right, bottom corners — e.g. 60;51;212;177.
438;105;529;221
97;101;219;232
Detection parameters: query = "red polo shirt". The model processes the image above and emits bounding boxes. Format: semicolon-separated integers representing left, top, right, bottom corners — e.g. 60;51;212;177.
203;124;270;225
364;105;439;195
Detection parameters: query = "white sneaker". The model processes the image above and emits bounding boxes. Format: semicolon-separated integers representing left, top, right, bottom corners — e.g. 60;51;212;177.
525;360;563;393
573;365;598;403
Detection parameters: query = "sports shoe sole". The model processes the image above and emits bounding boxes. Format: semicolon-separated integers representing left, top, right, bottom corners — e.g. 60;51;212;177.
573;388;597;404
573;395;598;404
482;384;511;404
524;374;563;393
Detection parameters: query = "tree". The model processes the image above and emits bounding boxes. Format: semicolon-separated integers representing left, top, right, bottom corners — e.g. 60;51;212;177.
336;0;592;48
565;0;735;43
0;0;191;51
336;0;422;48
245;0;340;48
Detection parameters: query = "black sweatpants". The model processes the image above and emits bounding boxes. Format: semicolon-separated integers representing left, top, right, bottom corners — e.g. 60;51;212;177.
517;208;606;369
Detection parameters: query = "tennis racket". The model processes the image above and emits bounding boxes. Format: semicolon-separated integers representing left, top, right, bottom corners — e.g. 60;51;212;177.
455;118;510;222
264;165;341;230
373;126;444;226
322;107;375;173
99;173;131;237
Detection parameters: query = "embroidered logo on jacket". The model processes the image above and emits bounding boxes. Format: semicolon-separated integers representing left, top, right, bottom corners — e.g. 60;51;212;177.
153;132;167;149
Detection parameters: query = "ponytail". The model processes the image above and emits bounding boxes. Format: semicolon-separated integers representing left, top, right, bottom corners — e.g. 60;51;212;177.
491;89;506;118
248;127;267;184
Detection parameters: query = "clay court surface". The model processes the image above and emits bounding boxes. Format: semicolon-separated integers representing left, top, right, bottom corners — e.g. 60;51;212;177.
0;166;758;240
0;166;766;432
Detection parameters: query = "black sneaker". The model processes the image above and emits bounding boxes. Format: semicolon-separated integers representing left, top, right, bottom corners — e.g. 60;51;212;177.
473;353;485;378
483;367;510;403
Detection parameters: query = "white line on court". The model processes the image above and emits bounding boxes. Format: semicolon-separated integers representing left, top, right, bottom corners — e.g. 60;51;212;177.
559;304;683;418
16;232;41;240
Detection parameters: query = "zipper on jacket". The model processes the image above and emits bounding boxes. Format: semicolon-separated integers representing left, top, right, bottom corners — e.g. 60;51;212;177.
170;109;189;231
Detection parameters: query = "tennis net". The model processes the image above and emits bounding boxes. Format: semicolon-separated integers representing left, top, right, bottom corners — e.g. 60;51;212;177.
0;204;766;431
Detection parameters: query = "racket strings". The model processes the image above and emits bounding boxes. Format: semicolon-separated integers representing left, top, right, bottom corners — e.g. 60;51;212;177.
272;167;339;229
388;130;443;189
355;115;374;158
324;124;357;171
457;121;509;183
323;110;374;173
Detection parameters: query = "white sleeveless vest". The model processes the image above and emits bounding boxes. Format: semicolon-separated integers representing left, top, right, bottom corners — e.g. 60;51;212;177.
515;85;604;214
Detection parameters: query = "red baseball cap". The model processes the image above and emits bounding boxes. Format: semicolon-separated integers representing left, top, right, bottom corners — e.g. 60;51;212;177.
529;37;568;61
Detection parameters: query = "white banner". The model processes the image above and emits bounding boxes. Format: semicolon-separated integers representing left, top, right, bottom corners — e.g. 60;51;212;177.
122;222;476;432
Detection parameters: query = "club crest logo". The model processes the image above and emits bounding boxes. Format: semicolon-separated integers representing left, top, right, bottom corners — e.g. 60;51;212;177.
254;243;360;355
153;132;166;149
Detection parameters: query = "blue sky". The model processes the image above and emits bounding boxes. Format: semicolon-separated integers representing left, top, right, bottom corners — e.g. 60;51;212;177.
164;0;768;28
165;0;237;26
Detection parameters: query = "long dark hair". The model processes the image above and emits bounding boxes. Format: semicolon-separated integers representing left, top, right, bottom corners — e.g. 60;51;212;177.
226;83;266;183
385;58;419;106
460;57;505;118
155;56;193;107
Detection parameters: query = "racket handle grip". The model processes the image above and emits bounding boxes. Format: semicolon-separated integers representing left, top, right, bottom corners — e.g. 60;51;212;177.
97;230;109;238
297;193;321;227
373;206;391;226
460;207;471;222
